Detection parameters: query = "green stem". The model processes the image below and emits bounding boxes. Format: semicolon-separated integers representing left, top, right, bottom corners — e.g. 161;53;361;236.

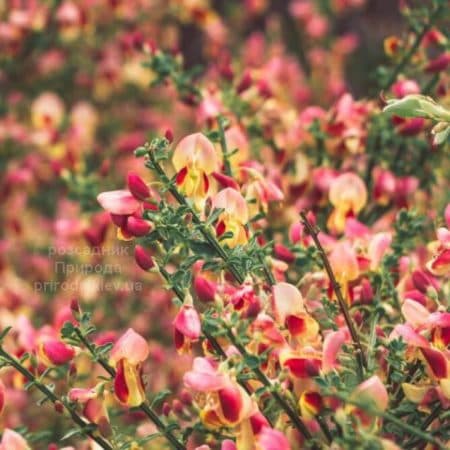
0;347;113;450
367;310;380;372
316;415;333;444
224;327;314;443
73;329;185;450
381;3;443;90
335;393;445;448
147;149;245;284
217;116;233;177
403;403;442;448
300;212;367;375
157;265;228;360
147;149;313;443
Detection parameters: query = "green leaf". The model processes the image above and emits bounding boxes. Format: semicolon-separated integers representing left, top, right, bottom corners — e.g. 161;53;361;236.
0;326;12;341
244;354;260;369
150;389;171;408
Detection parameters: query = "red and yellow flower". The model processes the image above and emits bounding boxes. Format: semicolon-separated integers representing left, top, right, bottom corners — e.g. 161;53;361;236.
110;328;150;407
172;133;220;207
213;188;249;248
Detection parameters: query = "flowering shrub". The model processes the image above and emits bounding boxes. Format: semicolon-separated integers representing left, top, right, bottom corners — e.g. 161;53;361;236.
0;0;449;449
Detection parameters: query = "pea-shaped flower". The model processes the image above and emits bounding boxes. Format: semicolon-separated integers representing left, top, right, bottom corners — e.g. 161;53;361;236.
213;188;249;248
328;173;367;233
173;133;220;208
110;328;150;407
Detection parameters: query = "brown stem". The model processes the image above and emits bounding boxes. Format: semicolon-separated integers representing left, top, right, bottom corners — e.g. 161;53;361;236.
300;212;367;374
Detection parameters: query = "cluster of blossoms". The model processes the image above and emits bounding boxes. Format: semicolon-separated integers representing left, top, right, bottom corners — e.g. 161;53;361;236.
0;0;449;449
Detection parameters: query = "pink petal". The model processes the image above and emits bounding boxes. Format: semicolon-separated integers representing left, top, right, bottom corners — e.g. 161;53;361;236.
173;305;201;340
323;329;349;372
353;375;388;412
183;357;227;392
272;282;305;325
401;299;430;327
110;328;149;365
97;190;140;215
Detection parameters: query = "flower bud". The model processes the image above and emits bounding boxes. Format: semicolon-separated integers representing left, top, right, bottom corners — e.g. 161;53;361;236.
127;172;150;201
134;245;155;271
411;269;438;294
70;298;80;314
274;243;295;264
54;400;64;414
236;71;252;94
425;52;450;73
39;339;75;366
162;401;171;416
172;399;184;415
194;275;216;302
180;389;192;405
360;278;374;304
212;171;240;190
126;216;151;237
165;128;174;143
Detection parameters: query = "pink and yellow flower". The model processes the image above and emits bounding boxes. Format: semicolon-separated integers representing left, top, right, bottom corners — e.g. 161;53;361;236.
0;429;30;450
213;188;249;248
328;173;367;233
272;282;319;342
173;302;202;354
172;133;220;207
110;329;150;407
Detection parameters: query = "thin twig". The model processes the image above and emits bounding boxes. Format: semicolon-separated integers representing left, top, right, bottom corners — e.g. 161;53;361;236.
403;403;442;448
73;329;185;450
381;3;444;90
147;150;314;443
300;212;367;374
334;392;445;449
0;347;113;450
217;116;233;177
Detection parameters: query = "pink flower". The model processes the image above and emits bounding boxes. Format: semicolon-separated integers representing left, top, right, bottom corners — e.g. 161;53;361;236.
134;245;155;271
352;375;389;412
172;133;219;206
110;329;150;407
127;172;150;200
0;429;30;450
183;357;227;392
173;305;202;353
31;92;65;129
256;427;291;450
110;328;149;366
194;275;217;302
38;339;75;366
97;190;140;215
272;282;319;341
328;173;367;233
323;328;350;372
213;188;249;248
